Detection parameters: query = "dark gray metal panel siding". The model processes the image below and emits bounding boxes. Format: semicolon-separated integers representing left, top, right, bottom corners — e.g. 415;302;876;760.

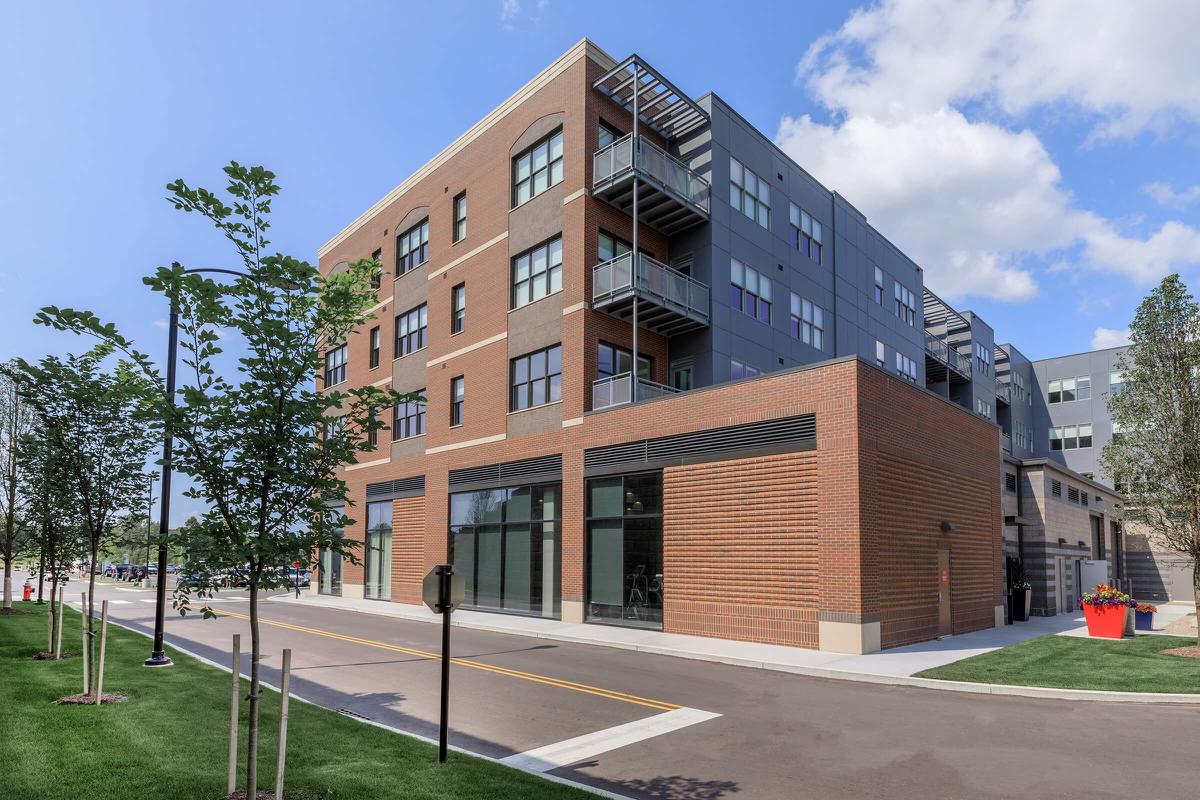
365;475;426;500
447;454;563;491
584;414;816;474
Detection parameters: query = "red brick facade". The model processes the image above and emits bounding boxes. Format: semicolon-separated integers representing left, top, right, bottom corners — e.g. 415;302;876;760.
316;42;1004;652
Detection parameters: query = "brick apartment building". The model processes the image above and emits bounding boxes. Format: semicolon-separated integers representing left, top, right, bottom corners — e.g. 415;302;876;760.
315;39;1135;654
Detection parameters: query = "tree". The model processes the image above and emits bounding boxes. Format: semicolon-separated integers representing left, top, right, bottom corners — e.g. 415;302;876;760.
38;162;406;797
1101;273;1200;613
0;363;37;610
14;348;157;685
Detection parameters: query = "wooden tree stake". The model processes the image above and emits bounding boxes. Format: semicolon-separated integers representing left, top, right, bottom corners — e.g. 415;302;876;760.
93;600;108;704
81;592;89;693
274;648;292;800
228;633;240;796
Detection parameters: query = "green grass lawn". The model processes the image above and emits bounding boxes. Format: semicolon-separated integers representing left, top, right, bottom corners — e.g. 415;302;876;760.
917;633;1200;693
0;603;593;800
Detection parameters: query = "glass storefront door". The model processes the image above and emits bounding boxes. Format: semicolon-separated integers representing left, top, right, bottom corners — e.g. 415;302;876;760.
450;483;561;618
586;472;663;628
364;500;392;600
318;521;343;596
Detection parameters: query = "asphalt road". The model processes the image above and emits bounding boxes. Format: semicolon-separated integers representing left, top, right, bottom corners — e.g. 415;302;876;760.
63;578;1198;800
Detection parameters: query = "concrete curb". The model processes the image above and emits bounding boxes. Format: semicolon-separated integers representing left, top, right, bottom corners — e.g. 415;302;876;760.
270;594;1200;705
86;608;627;800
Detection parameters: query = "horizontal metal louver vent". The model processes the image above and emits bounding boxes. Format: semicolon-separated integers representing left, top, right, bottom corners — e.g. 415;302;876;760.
365;475;425;500
448;454;562;488
584;414;816;471
1051;480;1062;497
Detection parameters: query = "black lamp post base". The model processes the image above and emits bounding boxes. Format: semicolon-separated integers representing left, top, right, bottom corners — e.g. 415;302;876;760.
143;652;174;668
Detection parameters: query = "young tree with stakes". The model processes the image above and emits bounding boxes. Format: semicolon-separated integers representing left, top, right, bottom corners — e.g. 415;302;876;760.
0;363;37;611
1101;273;1200;613
14;348;155;682
38;162;406;798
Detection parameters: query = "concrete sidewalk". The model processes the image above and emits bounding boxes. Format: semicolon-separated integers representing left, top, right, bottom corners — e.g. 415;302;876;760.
270;591;1173;679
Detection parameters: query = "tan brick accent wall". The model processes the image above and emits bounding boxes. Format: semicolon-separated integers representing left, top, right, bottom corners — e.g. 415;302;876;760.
392;496;425;604
663;451;819;647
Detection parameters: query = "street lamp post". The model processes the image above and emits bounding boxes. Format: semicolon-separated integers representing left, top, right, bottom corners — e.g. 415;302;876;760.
145;264;250;667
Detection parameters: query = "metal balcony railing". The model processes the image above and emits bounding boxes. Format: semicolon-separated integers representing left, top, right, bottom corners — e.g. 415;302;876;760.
593;134;710;215
995;379;1012;405
592;373;681;411
1001;432;1013;455
924;332;971;377
592;252;710;332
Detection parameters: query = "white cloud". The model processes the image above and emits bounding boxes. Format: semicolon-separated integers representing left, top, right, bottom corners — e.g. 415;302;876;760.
1144;181;1200;208
1091;327;1131;350
776;0;1200;301
153;319;169;330
500;0;520;24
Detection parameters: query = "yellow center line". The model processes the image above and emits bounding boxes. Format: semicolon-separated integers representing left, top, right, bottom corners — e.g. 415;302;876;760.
209;607;681;712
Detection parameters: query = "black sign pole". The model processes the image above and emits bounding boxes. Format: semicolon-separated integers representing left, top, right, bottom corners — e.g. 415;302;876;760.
438;564;451;764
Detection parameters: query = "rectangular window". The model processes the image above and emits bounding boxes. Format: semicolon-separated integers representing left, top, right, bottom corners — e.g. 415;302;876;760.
1048;379;1062;404
512;237;563;309
730;258;771;323
395;218;429;276
1050;426;1063;451
324;344;347;387
787;203;823;263
598;122;620;150
976;398;992;419
1076;375;1091;400
597;342;651;381
364;501;392;601
322;415;345;440
598;230;632;263
729;157;770;229
394;303;428;358
450;483;561;618
730;359;760;381
875;340;886;367
895;352;918;382
1078;423;1093;448
369;326;380;369
1014;420;1029;451
975;343;992;375
513;129;564;206
452;192;467;243
789;293;825;350
367;409;380;448
393;394;426;440
894;282;917;326
1109;370;1124;393
450;376;464;427
451;283;466;334
370;249;382;290
510;344;562;411
1061;377;1076;403
873;266;884;304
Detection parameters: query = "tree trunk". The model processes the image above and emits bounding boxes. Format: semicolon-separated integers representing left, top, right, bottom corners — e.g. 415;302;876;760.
86;545;98;695
36;542;44;604
48;573;58;654
245;580;260;798
1194;559;1200;641
2;556;11;610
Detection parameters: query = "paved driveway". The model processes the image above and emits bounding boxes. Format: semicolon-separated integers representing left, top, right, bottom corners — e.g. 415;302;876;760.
75;581;1199;800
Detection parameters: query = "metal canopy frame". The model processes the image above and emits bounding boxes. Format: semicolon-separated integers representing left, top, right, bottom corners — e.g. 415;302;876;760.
593;55;709;140
922;288;971;334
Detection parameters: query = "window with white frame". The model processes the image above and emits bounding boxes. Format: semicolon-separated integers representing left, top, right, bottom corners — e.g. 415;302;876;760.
1048;375;1091;403
895;352;917;382
730;258;771;324
322;415;345;440
894;282;917;326
976;398;993;419
1109;370;1124;393
450;376;464;427
789;293;825;350
787;203;823;264
452;192;467;243
1049;423;1093;451
512;129;563;206
511;236;563;309
729;157;770;229
396;218;429;276
875;340;886;367
324;344;347;387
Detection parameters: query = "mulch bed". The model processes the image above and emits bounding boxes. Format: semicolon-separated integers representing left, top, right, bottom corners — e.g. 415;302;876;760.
55;692;130;705
223;791;276;800
1160;645;1200;660
1;607;37;615
33;651;72;660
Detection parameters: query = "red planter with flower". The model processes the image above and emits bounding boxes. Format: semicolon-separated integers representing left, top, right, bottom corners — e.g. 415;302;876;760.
1079;584;1135;639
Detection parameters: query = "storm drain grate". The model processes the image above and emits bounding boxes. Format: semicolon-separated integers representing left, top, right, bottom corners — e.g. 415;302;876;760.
336;707;371;720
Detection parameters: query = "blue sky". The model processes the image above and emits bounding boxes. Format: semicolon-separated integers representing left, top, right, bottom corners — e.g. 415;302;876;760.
3;1;1199;520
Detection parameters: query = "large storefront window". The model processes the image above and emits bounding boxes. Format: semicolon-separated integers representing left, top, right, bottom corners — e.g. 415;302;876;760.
586;472;663;628
450;484;561;618
365;501;392;601
318;516;343;597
